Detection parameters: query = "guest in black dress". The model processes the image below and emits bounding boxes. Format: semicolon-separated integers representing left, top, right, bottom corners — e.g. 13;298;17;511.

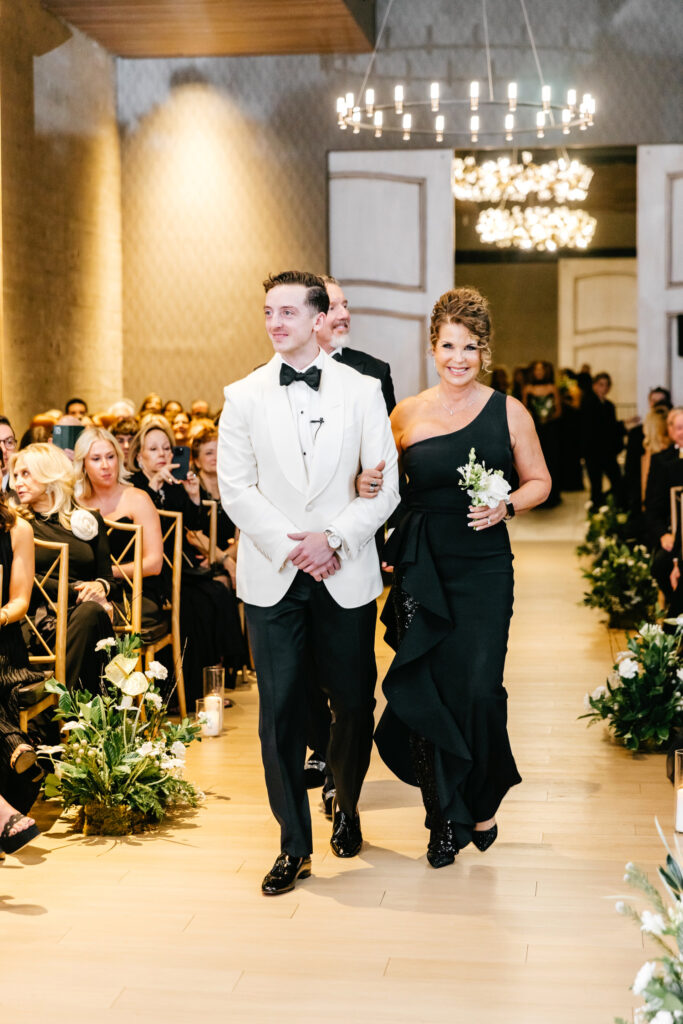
645;407;683;606
0;491;45;840
624;387;672;535
11;444;118;692
126;418;247;707
369;287;551;868
72;427;166;642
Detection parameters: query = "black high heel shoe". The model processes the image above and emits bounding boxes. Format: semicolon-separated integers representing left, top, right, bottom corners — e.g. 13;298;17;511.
471;824;497;851
427;821;458;868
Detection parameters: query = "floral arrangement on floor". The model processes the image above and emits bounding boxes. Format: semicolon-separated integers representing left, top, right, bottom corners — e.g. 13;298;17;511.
576;497;635;560
616;824;683;1023
38;634;202;835
581;624;683;752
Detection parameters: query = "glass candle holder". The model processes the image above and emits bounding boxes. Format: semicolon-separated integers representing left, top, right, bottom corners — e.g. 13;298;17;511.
675;750;683;832
196;697;221;738
203;665;225;730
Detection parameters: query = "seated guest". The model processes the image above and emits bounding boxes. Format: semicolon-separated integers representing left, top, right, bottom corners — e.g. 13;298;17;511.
64;397;88;421
19;423;52;449
11;444;118;691
107;400;136;419
111;416;139;461
0;488;45;820
0;416;17;492
189;428;238;586
190;399;210;419
127;419;247;704
624;386;672;525
645;407;683;605
172;411;191;445
72;427;165;641
139;392;163;416
641;405;672;501
162;400;183;423
580;371;625;508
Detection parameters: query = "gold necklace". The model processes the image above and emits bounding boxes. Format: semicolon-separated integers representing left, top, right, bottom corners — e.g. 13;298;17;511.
437;383;479;417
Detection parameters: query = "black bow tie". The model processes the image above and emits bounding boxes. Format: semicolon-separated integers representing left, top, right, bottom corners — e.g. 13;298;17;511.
279;364;322;390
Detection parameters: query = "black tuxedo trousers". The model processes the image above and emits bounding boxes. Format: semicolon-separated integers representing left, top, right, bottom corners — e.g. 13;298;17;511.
246;571;377;857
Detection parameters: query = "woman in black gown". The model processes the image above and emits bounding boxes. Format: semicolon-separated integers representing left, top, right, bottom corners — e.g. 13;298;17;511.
12;444;118;692
368;288;550;868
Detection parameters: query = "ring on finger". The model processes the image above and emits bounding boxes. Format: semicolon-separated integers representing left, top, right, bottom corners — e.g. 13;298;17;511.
487;516;492;524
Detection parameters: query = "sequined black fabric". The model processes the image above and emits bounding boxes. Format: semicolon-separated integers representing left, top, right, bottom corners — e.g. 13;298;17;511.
392;575;420;646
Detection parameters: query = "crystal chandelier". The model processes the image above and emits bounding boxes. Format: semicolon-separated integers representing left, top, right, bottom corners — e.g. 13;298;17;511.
452;152;594;204
475;205;597;252
335;0;597;145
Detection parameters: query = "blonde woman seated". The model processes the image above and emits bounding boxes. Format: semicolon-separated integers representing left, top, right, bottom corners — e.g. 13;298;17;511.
72;427;165;641
10;444;118;692
641;404;671;503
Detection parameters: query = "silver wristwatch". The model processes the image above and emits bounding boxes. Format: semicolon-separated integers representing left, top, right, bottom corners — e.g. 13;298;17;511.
324;529;343;551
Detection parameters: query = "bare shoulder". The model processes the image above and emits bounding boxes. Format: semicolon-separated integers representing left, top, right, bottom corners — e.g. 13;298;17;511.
127;486;157;516
506;394;533;428
391;392;426;427
10;514;33;545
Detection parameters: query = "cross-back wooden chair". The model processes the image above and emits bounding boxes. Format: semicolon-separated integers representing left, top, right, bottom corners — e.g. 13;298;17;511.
19;538;69;732
103;518;143;641
142;509;186;719
201;498;218;565
671;486;683;550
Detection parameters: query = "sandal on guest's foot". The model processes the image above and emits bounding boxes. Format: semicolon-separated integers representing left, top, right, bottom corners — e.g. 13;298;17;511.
1;813;40;855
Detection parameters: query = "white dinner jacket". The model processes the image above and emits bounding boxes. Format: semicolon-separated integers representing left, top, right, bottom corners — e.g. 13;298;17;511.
217;351;400;608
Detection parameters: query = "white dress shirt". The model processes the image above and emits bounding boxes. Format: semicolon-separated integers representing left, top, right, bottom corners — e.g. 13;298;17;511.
278;350;325;480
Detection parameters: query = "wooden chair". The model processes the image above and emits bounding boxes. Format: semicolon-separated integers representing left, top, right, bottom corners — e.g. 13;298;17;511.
142;510;187;719
103;518;143;640
201;499;218;565
19;539;69;732
672;486;683;549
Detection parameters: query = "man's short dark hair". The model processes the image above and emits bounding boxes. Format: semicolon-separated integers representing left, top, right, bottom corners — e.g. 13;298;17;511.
593;372;612;387
0;415;13;431
65;397;88;413
650;386;672;408
263;271;329;315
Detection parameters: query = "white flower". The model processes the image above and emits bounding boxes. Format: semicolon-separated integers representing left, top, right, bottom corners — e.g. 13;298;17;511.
615;900;626;914
137;741;155;757
598;505;609;514
677;668;683;683
145;661;168;681
118;671;149;698
591;685;608;701
60;720;84;732
615;650;632;662
95;637;116;652
160;756;185;776
144;691;163;710
104;653;140;686
583;693;592;711
640;910;666;935
70;508;99;542
170;740;186;760
618;658;639;680
639;624;663;638
477;472;511;507
650;1013;674;1024
36;744;64;755
118;695;134;709
633;961;658;995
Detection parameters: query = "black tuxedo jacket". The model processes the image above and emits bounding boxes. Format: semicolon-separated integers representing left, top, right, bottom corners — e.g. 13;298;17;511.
334;347;396;414
644;446;683;547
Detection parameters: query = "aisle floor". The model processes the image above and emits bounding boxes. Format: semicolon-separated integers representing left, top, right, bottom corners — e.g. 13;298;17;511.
1;498;669;1023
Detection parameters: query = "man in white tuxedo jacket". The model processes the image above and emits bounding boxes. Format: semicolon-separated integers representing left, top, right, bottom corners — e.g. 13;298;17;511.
218;271;399;895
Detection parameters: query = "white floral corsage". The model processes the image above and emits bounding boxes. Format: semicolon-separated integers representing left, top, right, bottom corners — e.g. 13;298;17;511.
457;447;511;507
70;508;99;541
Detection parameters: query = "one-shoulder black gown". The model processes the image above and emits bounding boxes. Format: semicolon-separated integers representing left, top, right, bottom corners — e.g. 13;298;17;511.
376;390;521;850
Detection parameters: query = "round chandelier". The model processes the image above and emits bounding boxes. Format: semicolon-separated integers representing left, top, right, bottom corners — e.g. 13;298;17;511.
452;153;594;204
475;205;597;252
335;0;597;145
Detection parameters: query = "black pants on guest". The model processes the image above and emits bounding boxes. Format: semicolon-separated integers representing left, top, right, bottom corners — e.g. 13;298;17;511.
66;601;114;691
246;572;377;859
585;453;623;508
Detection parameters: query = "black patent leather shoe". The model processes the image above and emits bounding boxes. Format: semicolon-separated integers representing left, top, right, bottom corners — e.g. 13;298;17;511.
261;852;311;896
304;754;327;790
471;824;497;852
427;821;458;869
330;802;363;858
322;780;336;819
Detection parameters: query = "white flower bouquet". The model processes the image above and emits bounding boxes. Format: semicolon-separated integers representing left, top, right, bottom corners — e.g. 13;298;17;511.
616;824;683;1023
38;634;202;834
457;447;511;508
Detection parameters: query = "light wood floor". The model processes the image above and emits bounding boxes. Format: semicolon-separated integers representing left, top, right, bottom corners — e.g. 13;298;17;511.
1;497;670;1023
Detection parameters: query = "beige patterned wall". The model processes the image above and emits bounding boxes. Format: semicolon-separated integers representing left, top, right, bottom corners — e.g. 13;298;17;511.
0;0;122;434
117;0;682;406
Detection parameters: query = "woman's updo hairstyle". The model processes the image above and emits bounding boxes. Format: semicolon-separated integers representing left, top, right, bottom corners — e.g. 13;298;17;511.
429;287;492;374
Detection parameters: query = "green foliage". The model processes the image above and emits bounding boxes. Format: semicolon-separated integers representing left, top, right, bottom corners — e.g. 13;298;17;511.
576;496;635;559
581;539;658;625
580;625;683;751
38;635;202;832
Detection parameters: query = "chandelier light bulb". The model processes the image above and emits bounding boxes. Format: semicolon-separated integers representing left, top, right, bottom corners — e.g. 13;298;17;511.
505;113;514;141
394;85;404;115
336;96;347;128
452;155;594;204
352;106;361;134
542;85;551;111
402;112;412;140
373;109;383;137
365;88;375;117
470;114;480;142
470;80;479;111
567;88;577;110
507;82;517;112
435;114;445;142
430;82;440;112
345;92;354;111
475;205;597;252
562;107;571;134
536;110;545;138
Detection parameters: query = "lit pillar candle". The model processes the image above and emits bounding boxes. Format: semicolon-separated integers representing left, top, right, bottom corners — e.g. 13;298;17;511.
676;789;683;832
202;694;222;736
